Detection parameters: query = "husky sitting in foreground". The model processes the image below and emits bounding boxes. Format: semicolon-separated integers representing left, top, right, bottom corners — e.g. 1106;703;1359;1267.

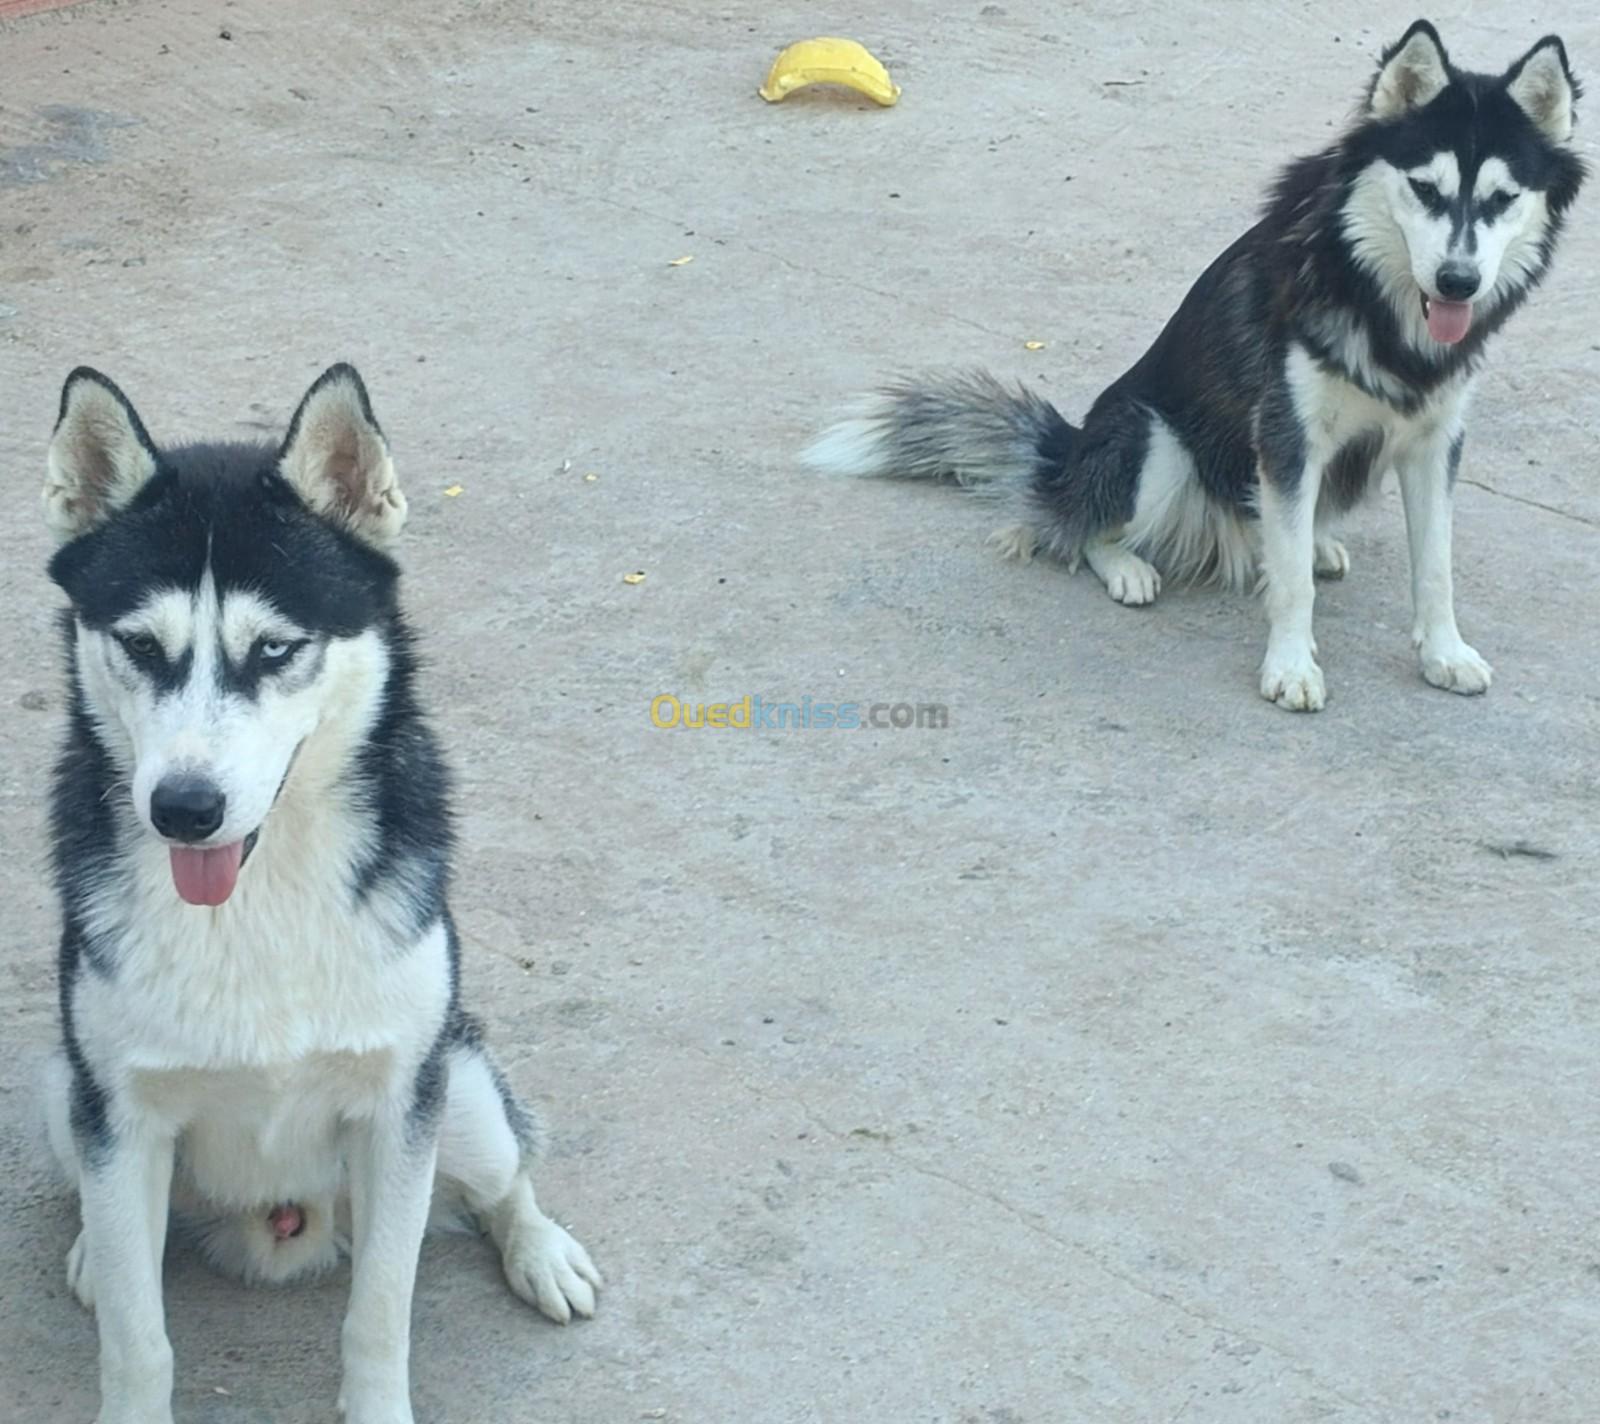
807;21;1586;711
39;365;599;1423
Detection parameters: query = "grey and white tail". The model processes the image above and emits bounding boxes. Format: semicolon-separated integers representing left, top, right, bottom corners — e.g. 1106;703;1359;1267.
803;370;1257;594
802;370;1072;494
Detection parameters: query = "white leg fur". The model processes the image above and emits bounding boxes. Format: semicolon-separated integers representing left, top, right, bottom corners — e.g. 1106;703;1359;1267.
1118;415;1255;591
1397;439;1491;694
436;1050;600;1324
338;1117;436;1424
1258;469;1327;711
79;1125;177;1424
1083;535;1162;605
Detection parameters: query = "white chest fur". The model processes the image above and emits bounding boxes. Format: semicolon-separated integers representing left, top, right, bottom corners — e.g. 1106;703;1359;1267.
71;784;452;1133
1286;342;1471;469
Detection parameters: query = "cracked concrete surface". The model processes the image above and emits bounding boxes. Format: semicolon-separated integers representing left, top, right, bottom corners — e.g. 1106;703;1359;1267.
2;2;1599;1421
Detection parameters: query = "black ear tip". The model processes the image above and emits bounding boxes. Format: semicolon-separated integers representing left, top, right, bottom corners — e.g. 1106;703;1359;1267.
56;366;138;429
284;362;383;446
307;361;372;407
60;366;113;401
318;360;365;387
1530;34;1572;71
1388;18;1446;57
1510;34;1581;105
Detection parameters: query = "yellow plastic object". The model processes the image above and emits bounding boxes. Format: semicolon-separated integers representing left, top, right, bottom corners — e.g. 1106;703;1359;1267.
759;37;900;107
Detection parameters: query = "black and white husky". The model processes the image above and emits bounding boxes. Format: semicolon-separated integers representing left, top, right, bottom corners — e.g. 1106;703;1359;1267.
806;21;1586;711
39;365;599;1423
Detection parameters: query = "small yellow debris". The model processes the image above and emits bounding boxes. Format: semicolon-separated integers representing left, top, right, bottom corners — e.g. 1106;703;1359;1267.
759;37;901;107
622;571;646;585
1023;341;1046;351
443;484;464;497
584;473;599;482
668;255;694;267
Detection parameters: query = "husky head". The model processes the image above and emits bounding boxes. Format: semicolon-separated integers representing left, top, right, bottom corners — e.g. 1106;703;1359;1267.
45;365;408;907
1343;20;1586;349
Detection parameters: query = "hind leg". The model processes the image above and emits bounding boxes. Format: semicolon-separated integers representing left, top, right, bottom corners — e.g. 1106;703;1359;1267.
436;1042;600;1324
1074;409;1197;605
42;1052;100;1310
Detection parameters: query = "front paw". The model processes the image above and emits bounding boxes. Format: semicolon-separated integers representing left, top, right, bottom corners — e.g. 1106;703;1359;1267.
1260;648;1327;712
1417;637;1492;695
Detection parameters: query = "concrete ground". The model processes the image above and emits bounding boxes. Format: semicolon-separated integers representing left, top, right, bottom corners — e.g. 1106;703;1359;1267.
2;2;1598;1420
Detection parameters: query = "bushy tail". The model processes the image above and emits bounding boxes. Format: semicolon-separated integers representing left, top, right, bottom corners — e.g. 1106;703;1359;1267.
802;370;1075;492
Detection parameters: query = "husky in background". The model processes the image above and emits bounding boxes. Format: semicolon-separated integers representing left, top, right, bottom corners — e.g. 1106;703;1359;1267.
39;365;600;1424
806;21;1586;711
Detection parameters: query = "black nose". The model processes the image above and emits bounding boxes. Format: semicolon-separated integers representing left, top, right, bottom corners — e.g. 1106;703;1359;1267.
1435;261;1480;301
150;774;226;842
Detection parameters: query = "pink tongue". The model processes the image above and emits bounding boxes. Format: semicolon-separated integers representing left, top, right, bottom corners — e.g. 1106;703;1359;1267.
169;841;244;906
1426;298;1473;344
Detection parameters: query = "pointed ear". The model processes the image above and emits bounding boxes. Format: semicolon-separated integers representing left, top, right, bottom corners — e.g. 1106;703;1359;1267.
1506;36;1578;144
43;368;160;542
1370;20;1451;119
277;364;407;546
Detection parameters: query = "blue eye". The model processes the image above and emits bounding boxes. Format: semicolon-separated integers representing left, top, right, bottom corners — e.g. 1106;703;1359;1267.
256;638;304;666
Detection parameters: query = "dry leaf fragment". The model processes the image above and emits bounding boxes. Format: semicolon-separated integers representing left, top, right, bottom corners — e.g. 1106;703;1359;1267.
668;255;694;267
622;571;646;585
443;484;464;496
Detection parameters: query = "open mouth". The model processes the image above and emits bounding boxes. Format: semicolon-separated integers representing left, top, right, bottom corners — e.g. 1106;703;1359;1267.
162;740;299;908
169;829;258;908
1419;289;1473;345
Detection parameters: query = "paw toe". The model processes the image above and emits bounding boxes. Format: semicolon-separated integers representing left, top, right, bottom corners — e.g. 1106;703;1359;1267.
1421;644;1492;695
1107;566;1159;605
1260;660;1327;712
